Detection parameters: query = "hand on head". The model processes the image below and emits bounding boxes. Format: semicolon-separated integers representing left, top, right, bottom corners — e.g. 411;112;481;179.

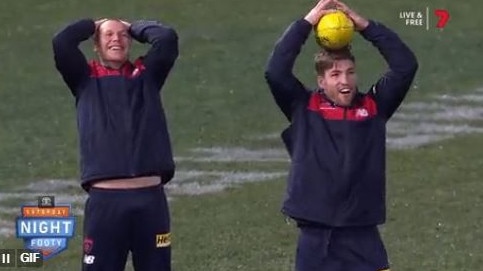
95;18;109;29
304;0;337;25
332;0;369;31
304;0;369;31
120;20;131;28
94;18;130;33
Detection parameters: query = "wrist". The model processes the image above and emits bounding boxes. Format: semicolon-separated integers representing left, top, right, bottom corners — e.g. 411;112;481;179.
357;18;370;31
303;14;318;26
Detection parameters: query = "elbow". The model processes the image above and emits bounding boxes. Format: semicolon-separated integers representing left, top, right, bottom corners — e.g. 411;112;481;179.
395;50;418;78
264;55;278;81
264;62;284;84
169;46;180;64
167;28;179;58
264;47;290;83
406;46;419;72
52;34;66;55
264;68;277;84
52;33;62;49
166;29;179;61
155;26;178;45
164;27;178;42
405;53;419;78
52;30;74;53
411;58;419;75
408;50;419;73
158;27;179;58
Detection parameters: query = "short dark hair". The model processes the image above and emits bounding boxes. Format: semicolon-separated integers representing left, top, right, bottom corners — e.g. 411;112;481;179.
314;47;355;75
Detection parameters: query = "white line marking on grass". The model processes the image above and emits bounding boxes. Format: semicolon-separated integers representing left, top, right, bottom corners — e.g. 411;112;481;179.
0;170;287;236
175;147;289;162
387;135;453;149
21;179;79;192
0;220;15;237
387;123;483;136
0;192;86;205
397;102;479;111
246;133;281;140
437;94;483;103
393;107;483;121
166;170;286;195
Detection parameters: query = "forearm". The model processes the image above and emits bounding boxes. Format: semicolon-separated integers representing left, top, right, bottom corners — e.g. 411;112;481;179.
129;20;179;89
52;19;93;94
264;19;312;120
361;20;418;119
265;19;312;78
360;20;418;75
53;19;95;46
129;20;177;44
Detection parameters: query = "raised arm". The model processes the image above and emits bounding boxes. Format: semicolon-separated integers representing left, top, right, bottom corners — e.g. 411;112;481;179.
361;21;418;120
129;21;179;90
335;0;418;120
52;19;94;96
264;20;311;120
264;0;335;120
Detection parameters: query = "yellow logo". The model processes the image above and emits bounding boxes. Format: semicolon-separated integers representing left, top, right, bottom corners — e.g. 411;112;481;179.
156;233;171;248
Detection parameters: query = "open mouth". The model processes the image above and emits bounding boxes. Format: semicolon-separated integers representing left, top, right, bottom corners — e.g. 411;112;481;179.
338;88;352;94
108;45;124;51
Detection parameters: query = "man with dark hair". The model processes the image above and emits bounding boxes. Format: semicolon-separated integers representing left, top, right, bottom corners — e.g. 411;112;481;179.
264;0;418;270
52;17;178;271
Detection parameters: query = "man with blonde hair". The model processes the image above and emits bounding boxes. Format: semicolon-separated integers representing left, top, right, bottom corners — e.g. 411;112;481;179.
53;17;178;271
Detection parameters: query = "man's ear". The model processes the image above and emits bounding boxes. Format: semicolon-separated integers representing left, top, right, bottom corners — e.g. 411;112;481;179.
93;40;100;53
317;75;325;89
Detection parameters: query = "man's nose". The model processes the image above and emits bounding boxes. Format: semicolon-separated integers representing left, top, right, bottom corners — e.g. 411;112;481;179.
340;74;349;84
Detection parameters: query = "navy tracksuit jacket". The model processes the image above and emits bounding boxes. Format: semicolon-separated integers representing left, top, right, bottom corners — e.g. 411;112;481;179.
265;19;418;227
52;19;179;190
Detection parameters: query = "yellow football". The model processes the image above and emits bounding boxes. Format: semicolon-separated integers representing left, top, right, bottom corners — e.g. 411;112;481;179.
315;10;355;50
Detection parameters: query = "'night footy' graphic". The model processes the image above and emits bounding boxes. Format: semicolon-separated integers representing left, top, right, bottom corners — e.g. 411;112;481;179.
16;197;76;260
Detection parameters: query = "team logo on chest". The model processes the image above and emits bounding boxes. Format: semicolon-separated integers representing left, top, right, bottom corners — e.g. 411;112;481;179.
355;108;369;118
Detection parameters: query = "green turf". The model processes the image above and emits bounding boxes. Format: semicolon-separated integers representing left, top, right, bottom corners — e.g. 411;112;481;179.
2;134;483;270
0;0;482;184
0;0;482;270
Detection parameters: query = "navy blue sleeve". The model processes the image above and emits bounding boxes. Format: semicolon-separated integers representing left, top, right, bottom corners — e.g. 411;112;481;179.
52;19;94;96
130;21;179;90
360;20;418;120
264;19;312;121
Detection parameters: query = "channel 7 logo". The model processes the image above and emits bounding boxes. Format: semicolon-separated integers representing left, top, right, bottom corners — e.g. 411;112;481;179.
434;9;450;28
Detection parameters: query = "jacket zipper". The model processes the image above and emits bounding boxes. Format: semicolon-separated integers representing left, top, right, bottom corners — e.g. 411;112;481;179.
124;79;135;177
343;108;349;181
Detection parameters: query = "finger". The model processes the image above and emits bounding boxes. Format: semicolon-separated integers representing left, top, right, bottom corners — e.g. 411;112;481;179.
95;18;108;23
95;18;108;27
320;9;338;16
336;1;352;13
316;0;330;6
316;0;333;9
120;20;131;27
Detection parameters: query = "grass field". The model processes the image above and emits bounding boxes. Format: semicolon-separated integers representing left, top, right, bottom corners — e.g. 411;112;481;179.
0;0;483;270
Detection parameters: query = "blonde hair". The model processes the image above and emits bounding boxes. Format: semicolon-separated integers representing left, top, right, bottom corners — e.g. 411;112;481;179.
93;19;126;44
